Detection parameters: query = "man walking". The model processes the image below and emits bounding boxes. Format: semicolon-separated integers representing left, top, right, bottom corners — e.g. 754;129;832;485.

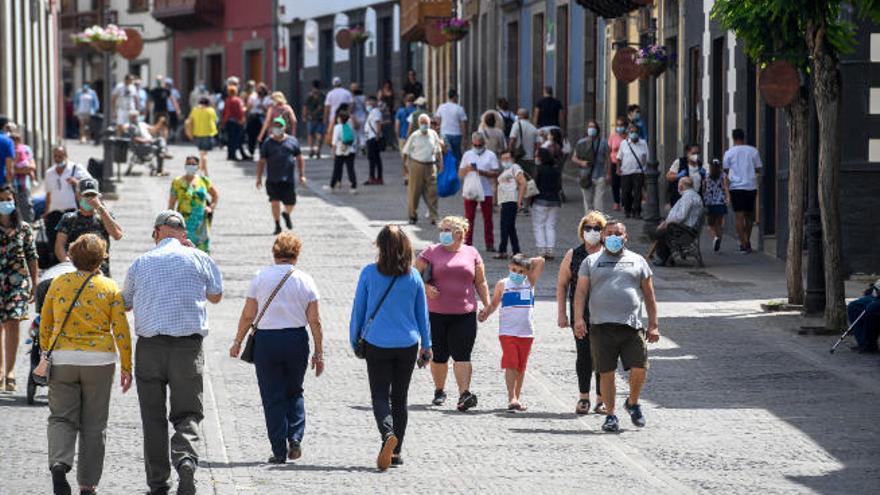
303;80;325;158
73;83;99;143
533;86;565;128
508;108;539;179
401;114;443;225
323;76;353;143
573;221;660;433
257;117;307;235
43;145;92;266
364;95;385;185
55;178;123;276
123;211;223;495
572;120;611;212
616;123;649;218
723;128;762;253
434;89;468;162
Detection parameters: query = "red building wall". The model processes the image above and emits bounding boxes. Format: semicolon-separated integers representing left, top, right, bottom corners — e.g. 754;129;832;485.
171;0;275;100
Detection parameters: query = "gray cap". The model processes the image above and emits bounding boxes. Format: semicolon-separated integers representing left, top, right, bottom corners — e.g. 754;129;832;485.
154;210;186;229
78;178;101;196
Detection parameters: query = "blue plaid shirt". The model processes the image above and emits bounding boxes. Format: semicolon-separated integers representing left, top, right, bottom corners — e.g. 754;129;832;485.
122;238;223;337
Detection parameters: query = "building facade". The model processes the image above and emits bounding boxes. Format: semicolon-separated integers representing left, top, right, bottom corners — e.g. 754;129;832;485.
1;0;61;172
152;0;275;114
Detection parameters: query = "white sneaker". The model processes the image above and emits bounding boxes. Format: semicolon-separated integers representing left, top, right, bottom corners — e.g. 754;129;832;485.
322;185;334;193
349;188;358;195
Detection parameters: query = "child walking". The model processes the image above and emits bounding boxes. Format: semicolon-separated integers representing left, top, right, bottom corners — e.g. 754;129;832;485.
478;254;545;411
493;151;527;260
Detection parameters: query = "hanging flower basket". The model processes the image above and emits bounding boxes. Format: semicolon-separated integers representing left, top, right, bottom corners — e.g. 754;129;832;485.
438;18;470;42
349;26;371;44
636;44;669;78
72;24;127;53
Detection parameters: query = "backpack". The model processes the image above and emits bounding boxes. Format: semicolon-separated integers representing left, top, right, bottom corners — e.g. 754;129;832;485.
437;150;461;198
341;122;355;146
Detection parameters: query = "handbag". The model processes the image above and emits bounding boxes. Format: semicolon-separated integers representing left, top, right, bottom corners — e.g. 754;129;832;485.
511;121;526;161
354;276;399;359
32;273;96;386
578;140;597;189
240;267;296;364
523;171;540;199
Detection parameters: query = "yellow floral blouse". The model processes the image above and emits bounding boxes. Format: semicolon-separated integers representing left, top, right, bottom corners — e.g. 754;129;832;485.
39;271;132;372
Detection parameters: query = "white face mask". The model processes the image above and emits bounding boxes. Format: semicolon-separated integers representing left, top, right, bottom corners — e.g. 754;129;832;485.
689;154;700;163
184;164;199;176
271;127;284;137
584;230;601;246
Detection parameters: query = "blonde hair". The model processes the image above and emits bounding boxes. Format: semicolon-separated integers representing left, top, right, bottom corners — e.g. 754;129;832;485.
440;216;469;235
272;232;302;260
271;91;287;105
577;210;608;241
69;233;107;272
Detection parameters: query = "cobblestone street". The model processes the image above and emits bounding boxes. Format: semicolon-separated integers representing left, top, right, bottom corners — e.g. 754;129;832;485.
1;143;879;494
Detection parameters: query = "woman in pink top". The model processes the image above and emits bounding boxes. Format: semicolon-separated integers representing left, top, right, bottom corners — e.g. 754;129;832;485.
607;117;629;211
415;216;490;412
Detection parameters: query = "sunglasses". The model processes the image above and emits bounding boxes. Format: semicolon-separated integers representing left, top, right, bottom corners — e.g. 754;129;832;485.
438;227;453;233
583;225;602;232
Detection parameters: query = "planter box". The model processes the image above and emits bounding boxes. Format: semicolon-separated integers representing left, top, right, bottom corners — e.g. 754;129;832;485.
401;0;453;42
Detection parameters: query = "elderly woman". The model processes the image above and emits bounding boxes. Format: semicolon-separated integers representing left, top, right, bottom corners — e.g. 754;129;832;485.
1;186;38;393
478;110;507;157
350;225;431;470
556;211;607;415
257;91;297;142
229;232;324;464
40;234;132;495
415;216;490;412
169;156;219;253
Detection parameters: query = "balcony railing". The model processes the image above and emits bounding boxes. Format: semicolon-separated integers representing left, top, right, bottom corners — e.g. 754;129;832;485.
401;0;453;42
575;0;651;19
152;0;224;30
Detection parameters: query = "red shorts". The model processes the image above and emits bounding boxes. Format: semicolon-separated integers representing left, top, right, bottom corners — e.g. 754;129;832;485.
499;335;534;372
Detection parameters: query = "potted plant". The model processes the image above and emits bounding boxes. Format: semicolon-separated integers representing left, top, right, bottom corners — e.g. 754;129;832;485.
636;43;669;78
439;18;470;42
349;26;371;44
71;24;127;53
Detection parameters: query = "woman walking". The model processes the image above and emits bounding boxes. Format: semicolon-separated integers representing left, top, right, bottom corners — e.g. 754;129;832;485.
257;92;297;143
41;234;132;495
608;118;628;211
704;158;730;251
168;157;219;253
350;225;431;470
415;216;490;412
326;110;358;193
229;232;324;464
531;147;563;259
0;186;38;393
555;211;607;415
184;97;218;176
245;83;269;155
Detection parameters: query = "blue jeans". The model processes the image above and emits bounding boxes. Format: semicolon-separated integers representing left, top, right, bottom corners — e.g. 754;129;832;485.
253;328;310;458
848;296;880;349
444;134;462;163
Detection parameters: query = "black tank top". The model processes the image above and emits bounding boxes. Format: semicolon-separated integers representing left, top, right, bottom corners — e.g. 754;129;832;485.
568;244;590;321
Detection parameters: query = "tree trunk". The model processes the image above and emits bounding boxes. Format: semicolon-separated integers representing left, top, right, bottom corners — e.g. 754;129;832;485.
806;21;846;330
783;90;809;305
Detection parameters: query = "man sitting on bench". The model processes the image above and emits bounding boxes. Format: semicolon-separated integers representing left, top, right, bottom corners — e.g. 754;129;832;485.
848;280;880;354
652;176;704;266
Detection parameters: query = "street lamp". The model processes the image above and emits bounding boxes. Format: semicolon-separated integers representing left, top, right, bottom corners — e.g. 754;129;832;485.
640;14;661;237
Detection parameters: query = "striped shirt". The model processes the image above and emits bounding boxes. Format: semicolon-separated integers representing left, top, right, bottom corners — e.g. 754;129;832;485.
499;278;535;338
666;188;704;229
122;238;223;337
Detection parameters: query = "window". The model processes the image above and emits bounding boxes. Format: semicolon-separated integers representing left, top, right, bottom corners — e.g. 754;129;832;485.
129;0;148;13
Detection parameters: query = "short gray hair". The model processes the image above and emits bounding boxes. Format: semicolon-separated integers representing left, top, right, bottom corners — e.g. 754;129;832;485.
471;131;485;143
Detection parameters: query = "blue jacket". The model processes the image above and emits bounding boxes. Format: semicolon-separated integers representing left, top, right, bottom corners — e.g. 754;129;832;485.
349;265;431;351
73;87;99;114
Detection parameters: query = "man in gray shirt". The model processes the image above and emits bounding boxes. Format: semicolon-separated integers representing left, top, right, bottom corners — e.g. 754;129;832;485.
573;221;659;433
651;176;704;266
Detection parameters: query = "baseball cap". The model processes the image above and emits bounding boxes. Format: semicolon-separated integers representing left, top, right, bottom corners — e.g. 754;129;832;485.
78;178;101;196
154;210;186;229
414;96;427;106
272;117;286;127
332;76;342;86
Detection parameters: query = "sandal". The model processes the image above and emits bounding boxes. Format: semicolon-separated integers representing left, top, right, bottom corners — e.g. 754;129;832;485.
593;402;607;415
5;377;16;393
575;399;590;415
514;403;527;412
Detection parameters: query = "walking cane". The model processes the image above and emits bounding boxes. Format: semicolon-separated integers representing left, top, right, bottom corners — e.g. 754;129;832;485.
829;309;867;354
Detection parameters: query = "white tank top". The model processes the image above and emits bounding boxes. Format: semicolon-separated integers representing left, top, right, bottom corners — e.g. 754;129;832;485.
499;278;535;338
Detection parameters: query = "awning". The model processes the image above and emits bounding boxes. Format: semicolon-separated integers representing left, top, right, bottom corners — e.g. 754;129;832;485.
575;0;648;19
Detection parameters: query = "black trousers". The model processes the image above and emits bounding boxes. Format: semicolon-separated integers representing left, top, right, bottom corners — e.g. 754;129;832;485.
365;343;417;454
620;173;644;216
224;121;247;160
498;201;520;254
367;138;383;180
331;153;357;188
611;171;622;204
575;334;602;396
246;114;264;155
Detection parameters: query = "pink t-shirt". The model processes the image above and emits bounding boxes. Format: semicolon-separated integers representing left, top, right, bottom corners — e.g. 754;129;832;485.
419;244;483;315
608;133;624;165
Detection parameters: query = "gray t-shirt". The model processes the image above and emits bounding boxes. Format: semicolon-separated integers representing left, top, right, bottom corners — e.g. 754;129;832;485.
578;248;653;329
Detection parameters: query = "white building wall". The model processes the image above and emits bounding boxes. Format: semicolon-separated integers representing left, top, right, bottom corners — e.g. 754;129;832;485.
112;0;171;83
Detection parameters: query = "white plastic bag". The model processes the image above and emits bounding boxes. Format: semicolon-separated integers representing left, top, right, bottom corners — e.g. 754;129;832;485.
461;170;485;202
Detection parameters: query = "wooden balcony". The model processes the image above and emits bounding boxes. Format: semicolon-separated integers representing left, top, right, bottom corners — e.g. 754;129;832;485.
60;10;102;31
575;0;651;19
401;0;453;42
152;0;224;30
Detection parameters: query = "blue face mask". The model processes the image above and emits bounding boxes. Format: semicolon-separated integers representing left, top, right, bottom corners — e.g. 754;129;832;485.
605;235;625;254
79;198;94;213
439;231;455;246
509;271;527;285
0;200;15;216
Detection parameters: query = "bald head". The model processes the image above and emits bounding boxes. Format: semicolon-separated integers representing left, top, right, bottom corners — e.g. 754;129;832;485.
517;108;529;119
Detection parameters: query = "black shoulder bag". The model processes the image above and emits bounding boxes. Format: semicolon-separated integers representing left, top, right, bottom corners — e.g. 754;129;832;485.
511;121;526;161
240;267;296;363
355;276;399;359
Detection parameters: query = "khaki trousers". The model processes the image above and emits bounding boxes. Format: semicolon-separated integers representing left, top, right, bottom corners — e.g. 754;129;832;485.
407;159;439;221
47;363;115;487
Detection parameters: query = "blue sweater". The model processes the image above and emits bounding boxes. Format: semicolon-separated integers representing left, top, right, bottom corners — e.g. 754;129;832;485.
349;265;431;351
